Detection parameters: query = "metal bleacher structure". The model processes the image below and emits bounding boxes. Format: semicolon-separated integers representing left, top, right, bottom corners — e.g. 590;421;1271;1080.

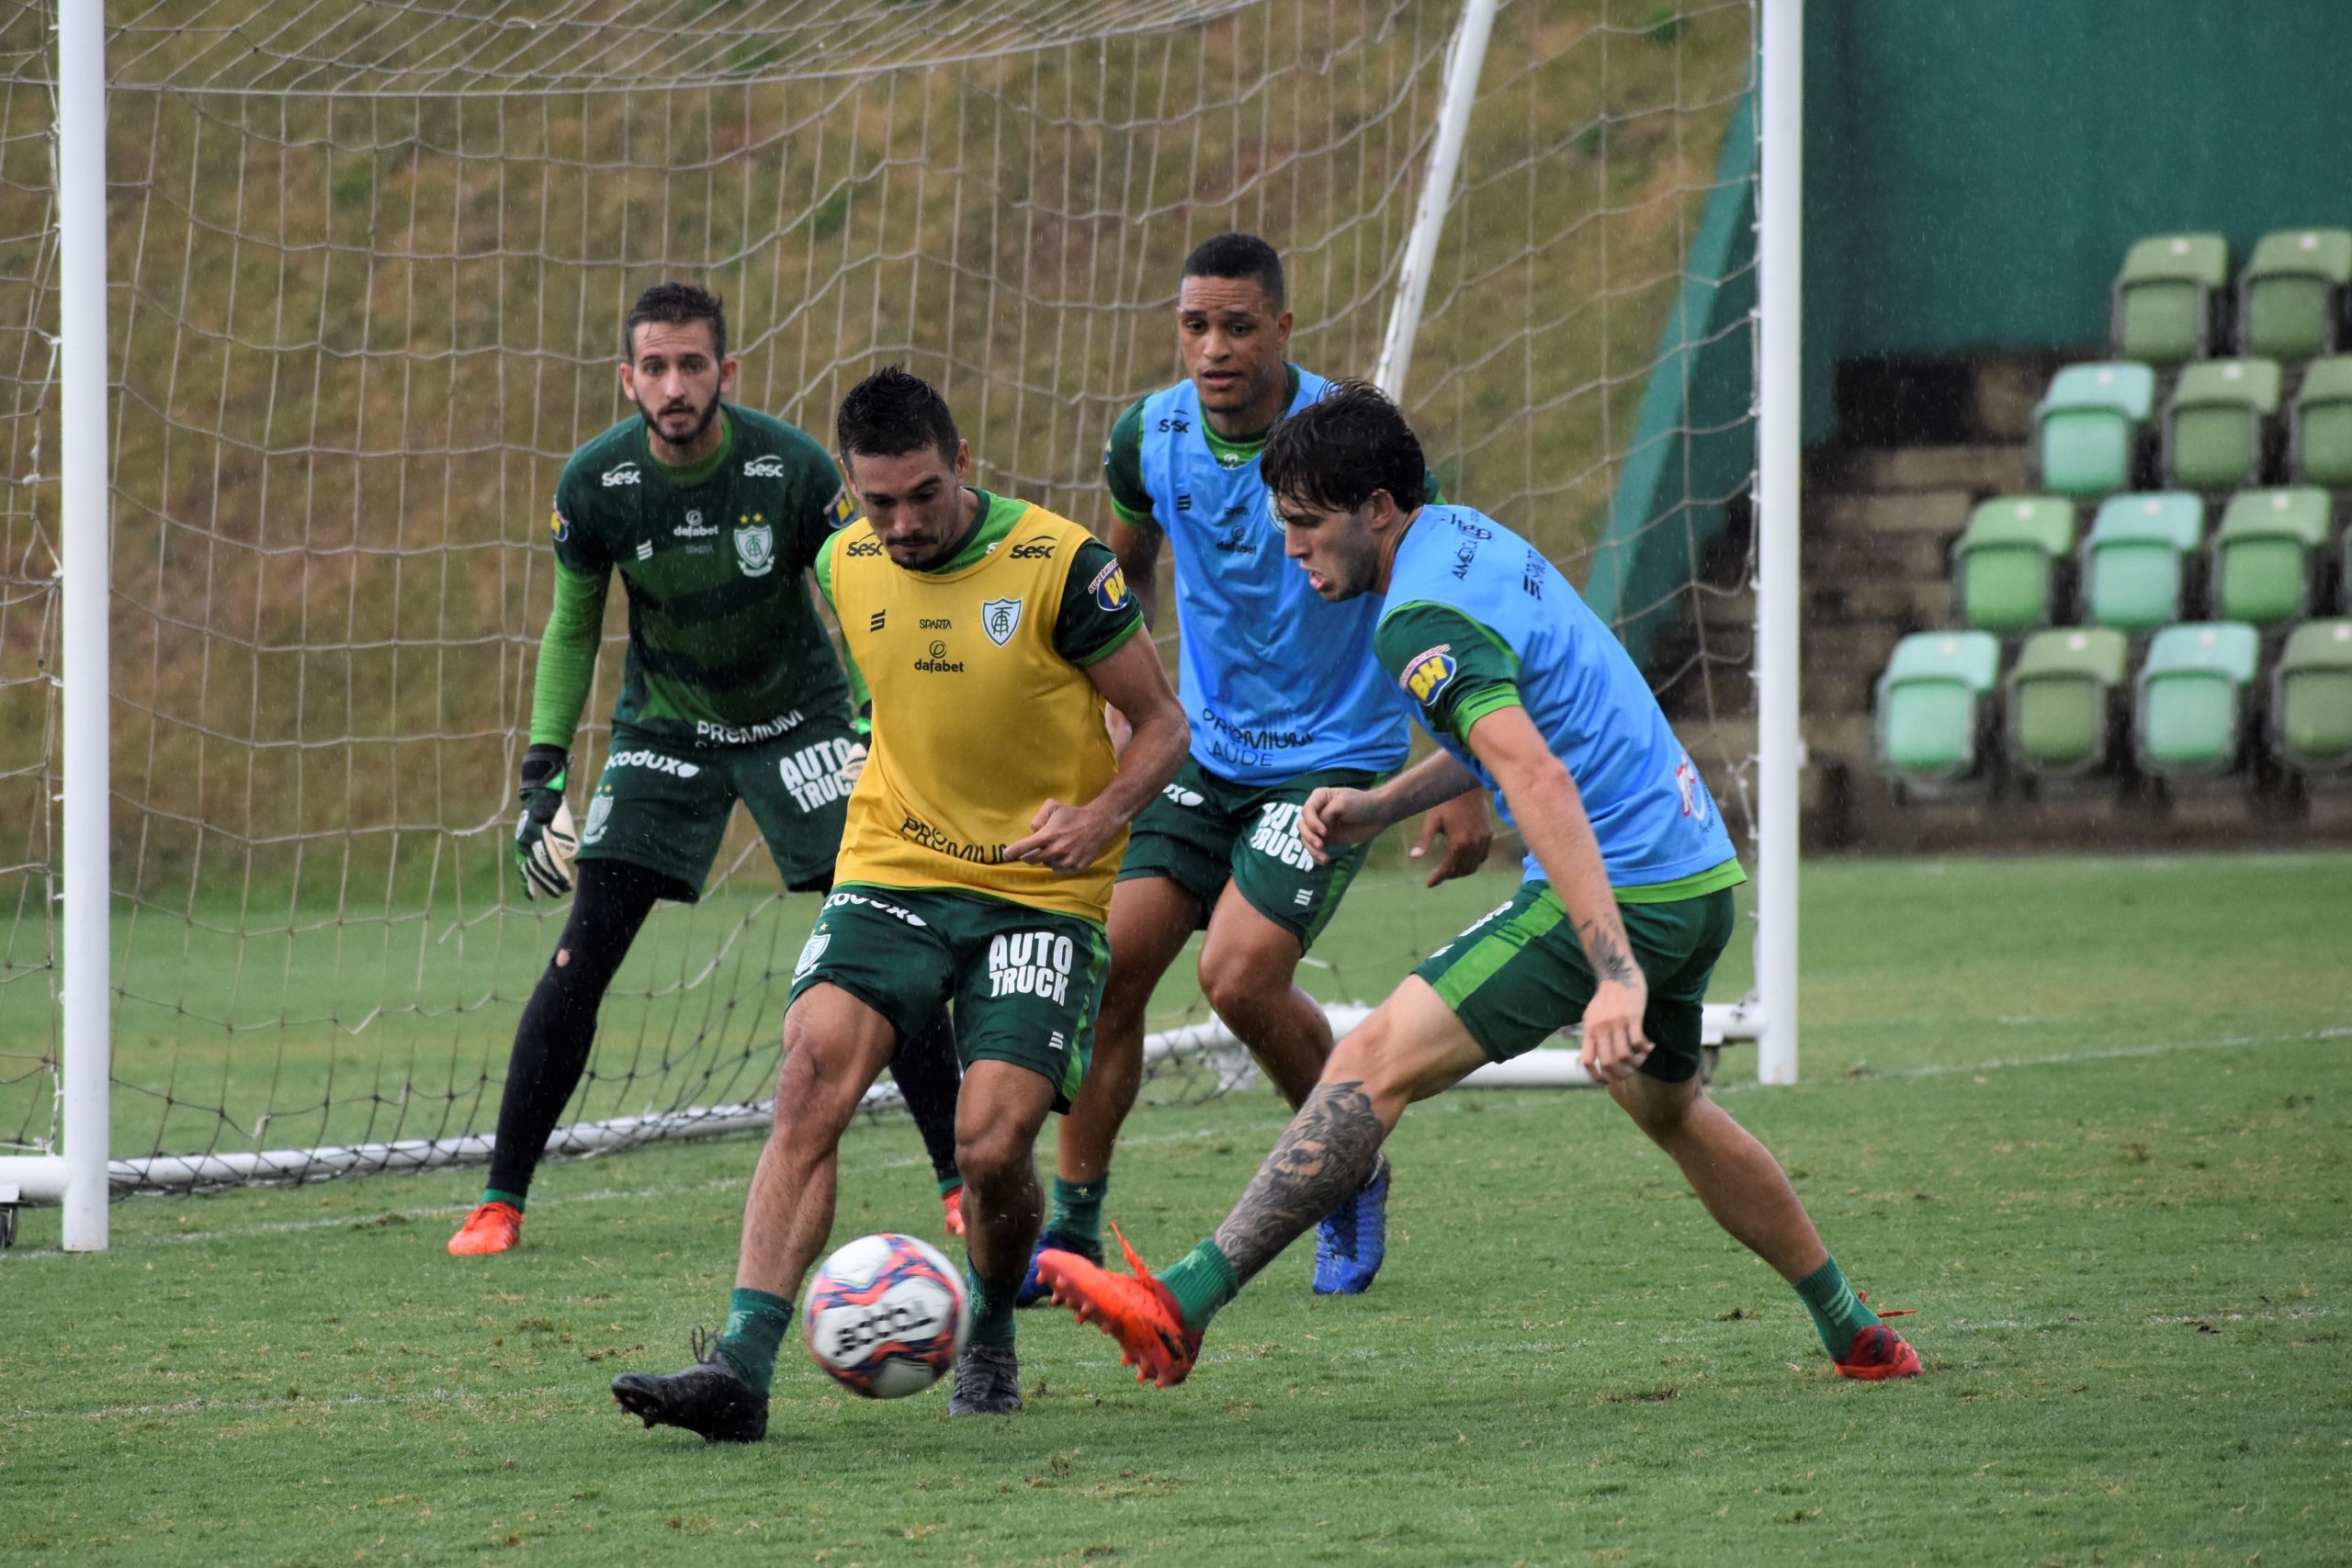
1792;229;2352;850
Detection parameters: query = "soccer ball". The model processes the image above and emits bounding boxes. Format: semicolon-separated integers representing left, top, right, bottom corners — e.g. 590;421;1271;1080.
803;1233;969;1398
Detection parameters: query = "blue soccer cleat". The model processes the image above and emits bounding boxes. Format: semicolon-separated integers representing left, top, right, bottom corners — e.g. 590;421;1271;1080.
1015;1227;1102;1306
1312;1155;1390;1295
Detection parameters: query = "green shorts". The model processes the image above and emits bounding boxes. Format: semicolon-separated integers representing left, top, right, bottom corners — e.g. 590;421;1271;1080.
573;717;862;898
1116;757;1384;949
786;883;1109;1111
1413;883;1736;1083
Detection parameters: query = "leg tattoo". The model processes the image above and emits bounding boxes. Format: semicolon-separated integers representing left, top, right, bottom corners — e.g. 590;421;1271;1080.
1213;1080;1386;1285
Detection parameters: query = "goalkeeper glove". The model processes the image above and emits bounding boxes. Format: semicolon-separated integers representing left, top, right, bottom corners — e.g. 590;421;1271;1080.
514;744;577;900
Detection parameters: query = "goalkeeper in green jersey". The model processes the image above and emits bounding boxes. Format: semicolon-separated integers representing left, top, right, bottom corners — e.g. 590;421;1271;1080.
448;282;964;1257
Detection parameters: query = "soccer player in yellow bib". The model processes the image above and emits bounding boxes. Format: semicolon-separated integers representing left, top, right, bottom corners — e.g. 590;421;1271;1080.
611;367;1188;1439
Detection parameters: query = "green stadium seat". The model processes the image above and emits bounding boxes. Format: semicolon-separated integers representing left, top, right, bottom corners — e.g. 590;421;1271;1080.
2134;622;2259;777
2034;362;2155;497
1874;630;2001;789
2239;229;2351;362
2290;355;2352;487
2211;487;2330;628
2081;492;2203;631
1952;495;2075;633
2007;626;2130;777
2270;619;2352;773
2163;357;2281;491
2113;232;2229;366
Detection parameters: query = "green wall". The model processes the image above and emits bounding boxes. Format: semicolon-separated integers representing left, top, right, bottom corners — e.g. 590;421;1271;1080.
1803;0;2352;440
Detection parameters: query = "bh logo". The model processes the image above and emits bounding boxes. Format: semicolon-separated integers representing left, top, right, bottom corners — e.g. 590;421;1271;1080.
1400;645;1456;705
989;931;1074;1005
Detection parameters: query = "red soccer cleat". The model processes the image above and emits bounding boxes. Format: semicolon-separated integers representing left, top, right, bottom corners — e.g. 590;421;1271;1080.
941;1182;967;1239
1035;1223;1201;1389
447;1200;523;1257
1833;1322;1922;1380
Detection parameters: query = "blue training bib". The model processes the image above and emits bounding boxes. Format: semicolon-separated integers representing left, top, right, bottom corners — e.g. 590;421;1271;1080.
1136;370;1408;784
1381;504;1737;887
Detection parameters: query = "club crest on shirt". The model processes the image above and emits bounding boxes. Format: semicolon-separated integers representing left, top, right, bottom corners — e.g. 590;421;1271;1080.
1400;644;1457;705
735;523;775;577
981;597;1023;647
1089;559;1132;612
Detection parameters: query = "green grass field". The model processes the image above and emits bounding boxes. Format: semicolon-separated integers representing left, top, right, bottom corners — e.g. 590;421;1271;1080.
5;851;2348;1566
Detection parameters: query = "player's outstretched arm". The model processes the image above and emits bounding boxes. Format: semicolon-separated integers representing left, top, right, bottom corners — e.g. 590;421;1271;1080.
1007;631;1187;875
1461;705;1650;1082
1300;749;1480;863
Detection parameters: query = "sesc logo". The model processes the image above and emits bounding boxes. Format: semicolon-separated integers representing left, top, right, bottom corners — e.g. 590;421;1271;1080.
741;454;786;479
1009;539;1056;559
602;461;640;488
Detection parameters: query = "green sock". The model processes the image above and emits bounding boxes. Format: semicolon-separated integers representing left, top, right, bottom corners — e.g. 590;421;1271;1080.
967;1265;1018;1348
1158;1238;1240;1335
937;1173;963;1198
717;1287;794;1394
481;1188;526;1212
1792;1255;1880;1360
1047;1176;1107;1246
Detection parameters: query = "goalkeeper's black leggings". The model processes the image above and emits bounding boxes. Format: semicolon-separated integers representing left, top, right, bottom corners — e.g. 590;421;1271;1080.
484;858;964;1201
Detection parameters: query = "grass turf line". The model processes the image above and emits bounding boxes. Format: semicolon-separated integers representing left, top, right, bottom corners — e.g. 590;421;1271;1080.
4;852;2347;1565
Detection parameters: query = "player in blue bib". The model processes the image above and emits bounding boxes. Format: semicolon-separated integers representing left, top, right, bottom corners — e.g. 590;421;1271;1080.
1038;380;1922;1388
1019;235;1491;1303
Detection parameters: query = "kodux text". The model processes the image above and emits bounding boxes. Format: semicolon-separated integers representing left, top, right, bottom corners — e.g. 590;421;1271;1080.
988;930;1075;1004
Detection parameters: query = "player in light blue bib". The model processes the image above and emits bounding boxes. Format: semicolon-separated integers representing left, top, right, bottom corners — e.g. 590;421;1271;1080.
1019;235;1491;1303
1037;380;1921;1389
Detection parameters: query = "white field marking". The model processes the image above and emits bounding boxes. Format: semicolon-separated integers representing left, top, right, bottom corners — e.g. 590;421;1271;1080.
6;1119;1300;1259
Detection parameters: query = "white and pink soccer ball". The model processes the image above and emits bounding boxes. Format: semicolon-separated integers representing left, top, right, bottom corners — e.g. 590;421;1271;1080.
803;1233;969;1398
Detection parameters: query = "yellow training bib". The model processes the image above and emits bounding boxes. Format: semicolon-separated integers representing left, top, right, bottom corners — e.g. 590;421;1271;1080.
826;503;1124;921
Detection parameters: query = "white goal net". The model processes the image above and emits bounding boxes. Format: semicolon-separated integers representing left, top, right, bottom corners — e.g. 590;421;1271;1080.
0;0;1758;1198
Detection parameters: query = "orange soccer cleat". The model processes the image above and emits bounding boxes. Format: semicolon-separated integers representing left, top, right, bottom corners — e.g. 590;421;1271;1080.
1035;1223;1201;1389
447;1200;524;1257
941;1182;967;1239
1833;1320;1922;1380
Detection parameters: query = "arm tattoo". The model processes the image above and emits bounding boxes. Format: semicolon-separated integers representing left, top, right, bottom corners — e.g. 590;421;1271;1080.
1577;916;1639;987
1213;1079;1386;1285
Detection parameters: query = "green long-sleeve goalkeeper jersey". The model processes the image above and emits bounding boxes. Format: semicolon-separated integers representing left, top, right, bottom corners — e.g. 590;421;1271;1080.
532;405;858;749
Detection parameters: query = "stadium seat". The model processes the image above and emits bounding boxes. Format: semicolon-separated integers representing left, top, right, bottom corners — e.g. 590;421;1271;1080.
2007;626;2129;778
1951;495;2075;633
1874;630;2001;789
2034;362;2155;497
2269;619;2352;773
2238;229;2351;362
2211;487;2330;628
2290;355;2352;487
2134;622;2259;778
2081;492;2203;631
2162;357;2281;491
2112;232;2229;366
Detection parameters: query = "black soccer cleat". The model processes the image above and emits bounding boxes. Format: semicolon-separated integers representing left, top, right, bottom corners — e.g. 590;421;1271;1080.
945;1342;1023;1416
610;1327;770;1443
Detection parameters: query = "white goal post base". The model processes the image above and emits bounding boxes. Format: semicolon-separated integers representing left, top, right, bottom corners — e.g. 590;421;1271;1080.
0;999;1764;1203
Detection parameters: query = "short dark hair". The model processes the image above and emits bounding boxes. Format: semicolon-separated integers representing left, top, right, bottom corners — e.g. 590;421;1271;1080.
1181;231;1285;311
624;280;727;364
835;365;960;464
1261;379;1428;516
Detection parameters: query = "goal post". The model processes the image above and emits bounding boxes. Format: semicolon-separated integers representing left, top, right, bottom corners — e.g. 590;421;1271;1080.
3;0;1778;1236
